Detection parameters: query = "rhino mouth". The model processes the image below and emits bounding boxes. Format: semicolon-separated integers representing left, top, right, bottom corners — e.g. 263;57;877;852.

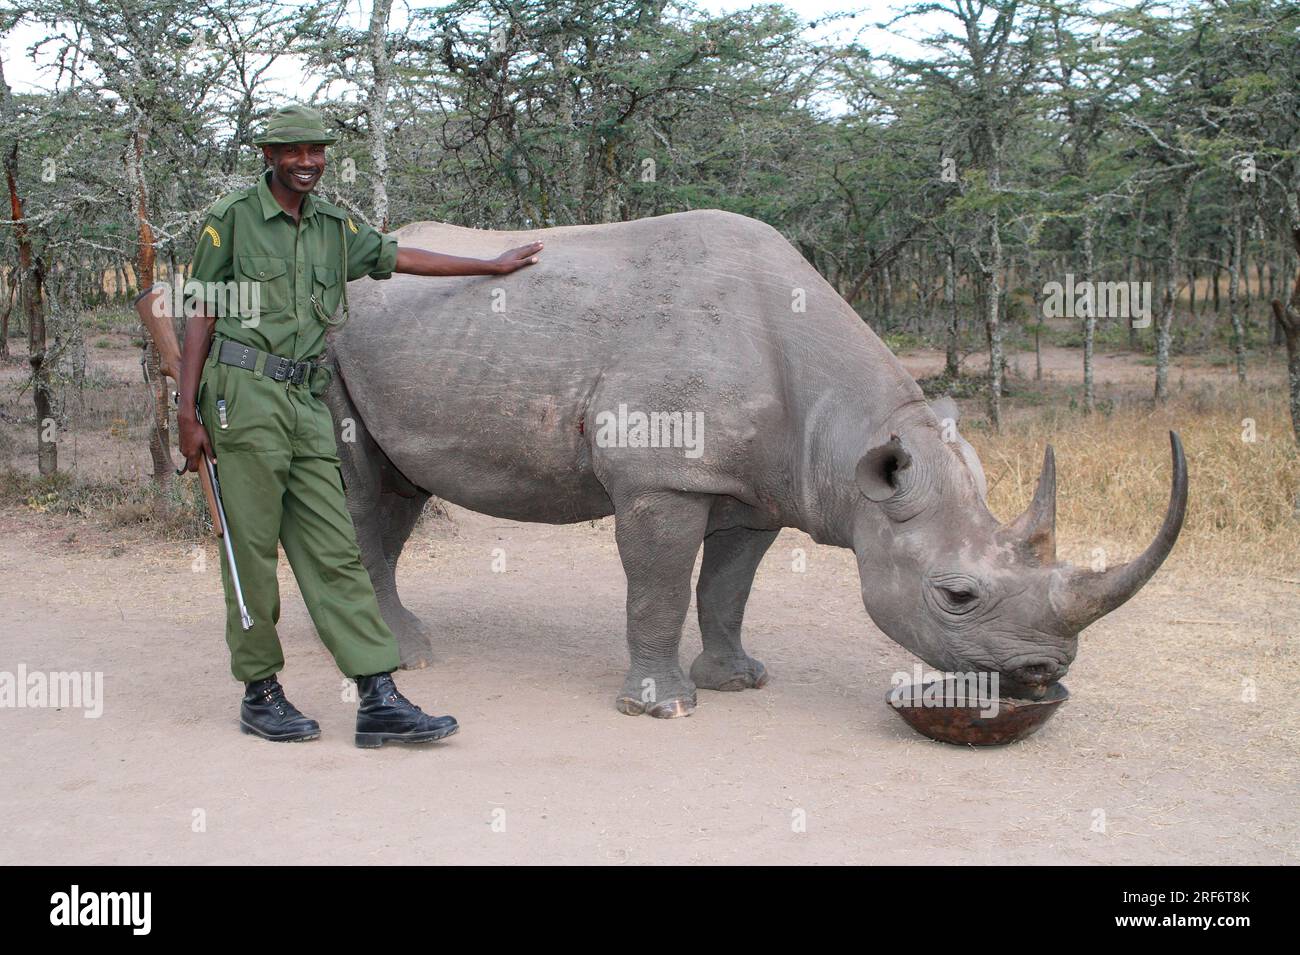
1000;662;1068;700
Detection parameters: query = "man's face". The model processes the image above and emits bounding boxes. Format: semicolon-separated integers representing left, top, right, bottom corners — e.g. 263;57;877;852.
263;143;326;194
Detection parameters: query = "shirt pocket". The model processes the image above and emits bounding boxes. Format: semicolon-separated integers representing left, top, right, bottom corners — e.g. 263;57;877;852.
311;264;341;325
237;254;289;319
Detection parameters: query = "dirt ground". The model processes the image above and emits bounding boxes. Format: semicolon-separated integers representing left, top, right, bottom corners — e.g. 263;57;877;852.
0;334;1296;865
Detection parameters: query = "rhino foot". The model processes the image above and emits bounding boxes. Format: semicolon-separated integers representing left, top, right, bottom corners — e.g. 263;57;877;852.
398;640;435;670
690;651;769;691
615;668;697;718
615;695;698;719
388;606;435;670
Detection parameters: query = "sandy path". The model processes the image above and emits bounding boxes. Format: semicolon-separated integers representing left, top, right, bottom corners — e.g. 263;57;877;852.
1;499;1295;865
1;333;1296;864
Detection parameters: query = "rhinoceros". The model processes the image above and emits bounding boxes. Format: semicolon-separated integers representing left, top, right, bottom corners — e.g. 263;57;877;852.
324;209;1187;718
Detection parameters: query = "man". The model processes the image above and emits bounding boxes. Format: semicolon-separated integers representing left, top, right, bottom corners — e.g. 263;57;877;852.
177;103;542;747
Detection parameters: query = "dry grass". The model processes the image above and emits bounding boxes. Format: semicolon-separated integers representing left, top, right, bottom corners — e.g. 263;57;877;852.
972;384;1300;576
0;466;211;541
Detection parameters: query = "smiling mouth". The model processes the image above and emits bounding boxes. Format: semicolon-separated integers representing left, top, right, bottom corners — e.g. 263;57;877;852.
291;170;319;184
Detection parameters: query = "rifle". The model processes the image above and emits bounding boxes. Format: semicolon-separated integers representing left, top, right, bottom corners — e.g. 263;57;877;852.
134;283;254;631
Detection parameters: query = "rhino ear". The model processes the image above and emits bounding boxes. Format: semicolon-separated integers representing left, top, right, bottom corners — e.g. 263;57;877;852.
931;395;960;429
931;395;989;500
856;434;912;502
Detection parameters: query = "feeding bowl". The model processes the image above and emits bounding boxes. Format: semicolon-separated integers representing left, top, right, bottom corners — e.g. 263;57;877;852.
886;677;1069;745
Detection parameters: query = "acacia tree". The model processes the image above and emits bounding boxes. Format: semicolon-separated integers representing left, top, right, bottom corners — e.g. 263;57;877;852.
405;0;825;227
890;0;1045;429
17;0;226;482
208;0;335;174
0;50;55;475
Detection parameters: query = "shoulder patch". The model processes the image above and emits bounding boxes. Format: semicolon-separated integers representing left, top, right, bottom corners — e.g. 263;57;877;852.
202;224;221;248
347;217;358;234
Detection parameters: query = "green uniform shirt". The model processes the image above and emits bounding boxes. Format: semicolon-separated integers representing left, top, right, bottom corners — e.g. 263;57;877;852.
188;169;398;362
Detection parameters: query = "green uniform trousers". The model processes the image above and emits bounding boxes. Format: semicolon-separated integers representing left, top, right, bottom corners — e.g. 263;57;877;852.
198;343;401;683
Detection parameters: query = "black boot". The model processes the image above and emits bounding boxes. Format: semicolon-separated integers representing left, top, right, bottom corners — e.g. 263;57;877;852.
240;676;321;742
354;672;458;748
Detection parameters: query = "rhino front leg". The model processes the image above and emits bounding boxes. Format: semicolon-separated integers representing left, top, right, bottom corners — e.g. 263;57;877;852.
612;491;711;719
691;526;777;691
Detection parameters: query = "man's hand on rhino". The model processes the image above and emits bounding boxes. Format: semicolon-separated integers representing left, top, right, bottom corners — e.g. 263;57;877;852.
393;241;542;277
493;241;544;274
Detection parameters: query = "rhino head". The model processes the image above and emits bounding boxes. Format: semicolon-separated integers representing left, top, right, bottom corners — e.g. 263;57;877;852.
849;399;1187;698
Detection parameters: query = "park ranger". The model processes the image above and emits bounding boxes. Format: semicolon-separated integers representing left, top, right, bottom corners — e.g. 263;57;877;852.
177;104;543;746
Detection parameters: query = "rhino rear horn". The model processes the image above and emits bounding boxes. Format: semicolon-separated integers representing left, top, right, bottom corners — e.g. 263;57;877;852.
1054;432;1189;630
1008;445;1057;563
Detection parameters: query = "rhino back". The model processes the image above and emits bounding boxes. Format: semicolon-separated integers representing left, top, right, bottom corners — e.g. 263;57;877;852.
333;209;909;525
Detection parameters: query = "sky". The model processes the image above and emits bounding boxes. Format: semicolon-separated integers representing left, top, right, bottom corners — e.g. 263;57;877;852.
0;1;940;99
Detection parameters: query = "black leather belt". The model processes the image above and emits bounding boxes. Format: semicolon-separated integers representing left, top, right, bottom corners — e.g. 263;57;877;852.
214;339;318;386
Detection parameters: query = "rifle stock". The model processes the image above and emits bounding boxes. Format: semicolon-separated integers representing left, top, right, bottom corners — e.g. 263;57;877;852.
133;283;219;538
197;456;223;538
132;283;182;381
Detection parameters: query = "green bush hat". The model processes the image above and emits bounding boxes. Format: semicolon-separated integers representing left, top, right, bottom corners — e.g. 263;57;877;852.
252;104;340;146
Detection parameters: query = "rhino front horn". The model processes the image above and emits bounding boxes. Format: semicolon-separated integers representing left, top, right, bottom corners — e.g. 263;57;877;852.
1008;444;1057;563
1053;432;1189;631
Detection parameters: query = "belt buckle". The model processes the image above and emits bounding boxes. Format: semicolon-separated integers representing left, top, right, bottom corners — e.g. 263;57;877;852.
290;361;308;386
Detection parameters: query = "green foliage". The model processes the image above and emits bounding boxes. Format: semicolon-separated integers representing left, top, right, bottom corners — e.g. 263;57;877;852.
1;0;1298;496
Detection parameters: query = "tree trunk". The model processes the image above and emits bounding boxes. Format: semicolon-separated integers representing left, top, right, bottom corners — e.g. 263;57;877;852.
1254;258;1266;330
366;0;394;230
126;115;172;485
1155;177;1192;403
1030;252;1045;381
1229;193;1247;383
881;262;894;331
985;210;1004;430
1271;301;1300;445
1082;215;1096;412
7;154;54;475
0;275;14;360
2;57;55;474
1271;227;1300;445
944;246;959;378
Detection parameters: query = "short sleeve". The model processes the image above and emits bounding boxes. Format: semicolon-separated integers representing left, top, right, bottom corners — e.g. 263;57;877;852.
344;216;399;281
186;214;235;312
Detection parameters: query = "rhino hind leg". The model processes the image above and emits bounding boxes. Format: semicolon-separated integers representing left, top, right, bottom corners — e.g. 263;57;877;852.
325;361;435;669
611;490;712;719
372;488;434;669
690;526;777;691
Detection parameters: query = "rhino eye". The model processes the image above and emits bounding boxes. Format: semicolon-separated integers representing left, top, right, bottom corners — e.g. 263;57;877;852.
935;583;979;613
